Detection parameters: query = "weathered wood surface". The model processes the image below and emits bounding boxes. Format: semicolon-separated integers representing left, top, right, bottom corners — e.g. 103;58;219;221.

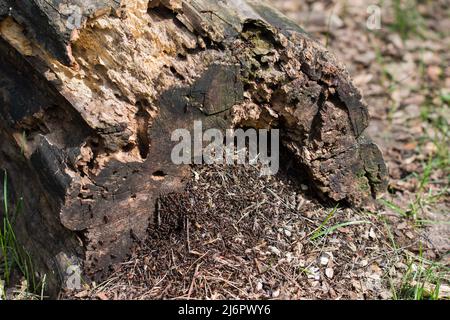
0;0;387;294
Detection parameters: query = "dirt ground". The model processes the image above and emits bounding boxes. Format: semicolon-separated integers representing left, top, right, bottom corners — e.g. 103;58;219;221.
59;0;449;300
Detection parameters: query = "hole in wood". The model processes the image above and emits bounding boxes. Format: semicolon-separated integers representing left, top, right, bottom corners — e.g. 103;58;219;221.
152;170;167;181
135;100;151;159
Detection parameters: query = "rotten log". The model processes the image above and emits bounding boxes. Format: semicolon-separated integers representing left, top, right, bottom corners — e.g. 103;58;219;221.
0;0;387;295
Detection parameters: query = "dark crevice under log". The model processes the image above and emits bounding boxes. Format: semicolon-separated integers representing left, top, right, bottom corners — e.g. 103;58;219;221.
0;0;387;296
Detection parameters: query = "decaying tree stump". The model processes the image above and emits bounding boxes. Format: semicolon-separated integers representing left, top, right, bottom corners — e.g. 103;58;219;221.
0;0;387;294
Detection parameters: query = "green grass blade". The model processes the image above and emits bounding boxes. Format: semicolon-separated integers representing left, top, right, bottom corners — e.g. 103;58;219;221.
310;220;372;241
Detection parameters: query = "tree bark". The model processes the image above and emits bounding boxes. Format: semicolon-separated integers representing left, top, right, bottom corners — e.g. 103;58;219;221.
0;0;387;295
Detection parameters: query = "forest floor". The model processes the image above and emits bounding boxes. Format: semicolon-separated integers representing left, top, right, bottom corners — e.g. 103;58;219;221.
58;0;450;300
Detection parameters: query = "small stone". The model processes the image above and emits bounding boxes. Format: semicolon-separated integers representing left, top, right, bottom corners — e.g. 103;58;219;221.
272;289;280;298
256;282;263;291
269;246;281;256
320;255;329;266
320;256;330;266
355;51;376;66
369;228;377;240
325;268;334;279
285;252;294;263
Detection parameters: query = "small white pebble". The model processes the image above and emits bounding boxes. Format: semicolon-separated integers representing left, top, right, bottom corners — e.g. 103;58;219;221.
269;246;281;256
369;228;377;239
325;268;334;279
320;255;329;266
272;289;280;298
256;282;263;291
285;252;294;263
